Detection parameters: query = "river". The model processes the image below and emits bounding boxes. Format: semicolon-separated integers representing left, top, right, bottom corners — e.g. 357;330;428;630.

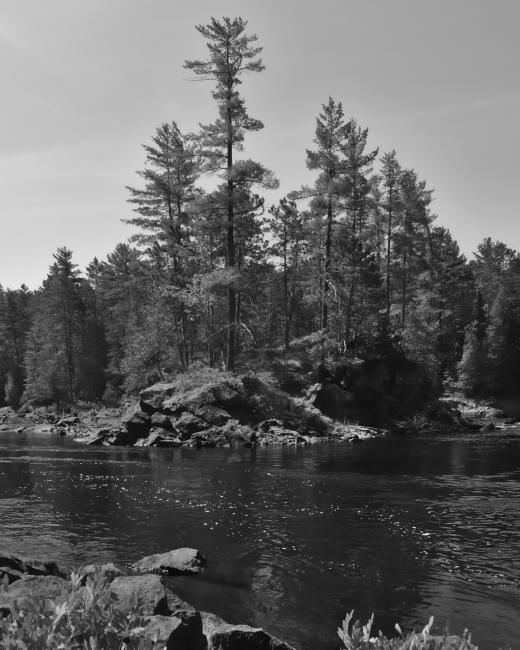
1;429;519;649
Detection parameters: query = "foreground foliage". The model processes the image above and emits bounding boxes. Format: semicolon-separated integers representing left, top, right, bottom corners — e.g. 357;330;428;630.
338;611;479;650
0;574;150;650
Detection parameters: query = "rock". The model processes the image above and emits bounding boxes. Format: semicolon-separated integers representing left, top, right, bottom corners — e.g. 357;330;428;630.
121;405;151;439
0;550;68;580
0;424;9;431
82;431;106;445
202;612;295;650
310;382;354;421
56;416;80;427
172;412;209;440
77;562;125;585
0;575;71;614
151;411;176;432
33;424;53;433
0;567;24;585
194;405;232;426
108;574;170;616
140;382;177;413
135;429;164;447
132;548;206;576
162;377;244;416
137;614;207;650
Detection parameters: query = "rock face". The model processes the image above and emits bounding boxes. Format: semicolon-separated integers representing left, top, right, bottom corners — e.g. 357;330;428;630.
132;548;206;575
202;612;296;650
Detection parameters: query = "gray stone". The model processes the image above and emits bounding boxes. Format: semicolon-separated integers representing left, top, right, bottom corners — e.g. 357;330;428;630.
172;412;208;440
137;614;207;650
140;382;177;413
108;574;169;616
151;411;176;431
132;548;206;575
202;612;295;650
121;405;151;440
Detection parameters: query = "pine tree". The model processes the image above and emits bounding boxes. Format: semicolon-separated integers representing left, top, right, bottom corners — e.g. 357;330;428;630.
185;17;278;370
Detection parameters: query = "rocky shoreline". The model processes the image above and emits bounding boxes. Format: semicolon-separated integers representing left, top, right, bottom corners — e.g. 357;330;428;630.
0;370;385;449
0;546;295;649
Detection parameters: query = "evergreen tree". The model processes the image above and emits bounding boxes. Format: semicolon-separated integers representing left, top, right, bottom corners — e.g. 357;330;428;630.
185;17;278;370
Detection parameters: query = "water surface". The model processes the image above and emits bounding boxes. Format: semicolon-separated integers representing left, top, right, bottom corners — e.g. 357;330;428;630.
1;430;519;649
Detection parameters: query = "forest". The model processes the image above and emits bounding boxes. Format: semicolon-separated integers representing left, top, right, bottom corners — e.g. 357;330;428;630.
1;17;519;411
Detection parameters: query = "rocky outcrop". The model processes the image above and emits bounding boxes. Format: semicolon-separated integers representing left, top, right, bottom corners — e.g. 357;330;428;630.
70;370;381;449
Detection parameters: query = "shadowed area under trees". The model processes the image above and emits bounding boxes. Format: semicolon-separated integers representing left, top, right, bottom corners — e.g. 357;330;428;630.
1;17;519;412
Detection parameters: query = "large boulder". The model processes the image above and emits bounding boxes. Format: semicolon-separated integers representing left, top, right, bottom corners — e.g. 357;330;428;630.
309;382;354;421
202;612;295;650
121;405;151;440
172;412;209;440
140;382;177;413
136;614;207;650
107;574;170;617
194;405;232;426
151;411;176;432
132;548;206;576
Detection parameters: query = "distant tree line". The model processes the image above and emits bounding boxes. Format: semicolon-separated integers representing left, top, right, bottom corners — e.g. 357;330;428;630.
1;17;519;407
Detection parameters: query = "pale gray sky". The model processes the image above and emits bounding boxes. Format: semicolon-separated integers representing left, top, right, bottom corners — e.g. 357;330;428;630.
1;0;519;289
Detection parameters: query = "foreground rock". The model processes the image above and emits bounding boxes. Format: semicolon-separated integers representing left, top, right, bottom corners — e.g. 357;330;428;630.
132;548;206;575
0;547;296;650
202;612;295;650
135;614;207;650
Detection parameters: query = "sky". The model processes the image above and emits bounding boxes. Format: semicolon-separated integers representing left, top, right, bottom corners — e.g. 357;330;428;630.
1;0;519;289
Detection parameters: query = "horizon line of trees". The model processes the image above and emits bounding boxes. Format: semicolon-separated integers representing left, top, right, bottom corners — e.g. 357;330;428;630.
1;17;520;408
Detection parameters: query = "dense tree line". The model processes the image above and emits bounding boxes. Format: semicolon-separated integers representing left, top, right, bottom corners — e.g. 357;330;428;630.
1;17;519;407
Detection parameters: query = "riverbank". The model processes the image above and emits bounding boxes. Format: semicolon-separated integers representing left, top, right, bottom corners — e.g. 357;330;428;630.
0;368;385;448
0;547;296;649
0;363;506;449
0;547;479;650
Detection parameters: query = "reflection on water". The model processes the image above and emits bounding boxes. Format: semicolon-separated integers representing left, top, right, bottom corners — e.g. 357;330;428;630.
1;431;520;649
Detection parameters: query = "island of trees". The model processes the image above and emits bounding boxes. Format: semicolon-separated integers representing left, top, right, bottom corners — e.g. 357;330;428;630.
1;17;519;414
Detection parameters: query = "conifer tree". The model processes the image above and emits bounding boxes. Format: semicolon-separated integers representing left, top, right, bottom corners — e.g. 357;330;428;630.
185;17;277;370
